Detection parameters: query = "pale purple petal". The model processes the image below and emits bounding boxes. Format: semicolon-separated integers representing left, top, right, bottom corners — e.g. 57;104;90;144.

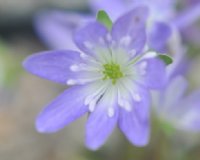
36;85;89;133
172;2;200;44
178;91;200;131
135;57;166;89
74;22;109;56
118;85;150;146
158;76;188;112
35;11;91;50
148;22;172;53
23;50;81;84
152;77;200;132
181;25;200;45
185;0;200;5
90;0;174;21
154;76;200;132
85;88;118;150
167;52;189;80
89;0;127;21
133;0;175;21
172;4;200;29
112;6;148;55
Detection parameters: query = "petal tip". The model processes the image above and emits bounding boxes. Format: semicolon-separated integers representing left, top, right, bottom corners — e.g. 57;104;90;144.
35;116;57;134
133;139;149;147
86;144;99;151
35;118;48;133
22;56;31;71
127;132;150;147
85;139;101;151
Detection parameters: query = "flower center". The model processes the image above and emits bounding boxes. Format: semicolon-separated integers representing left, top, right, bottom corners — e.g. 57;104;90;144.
102;62;123;84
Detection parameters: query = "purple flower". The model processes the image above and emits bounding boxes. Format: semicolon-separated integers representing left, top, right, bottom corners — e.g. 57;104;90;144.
23;7;166;150
153;76;200;132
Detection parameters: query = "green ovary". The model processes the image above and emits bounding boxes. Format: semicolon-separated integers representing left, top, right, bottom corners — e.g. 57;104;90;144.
102;63;123;84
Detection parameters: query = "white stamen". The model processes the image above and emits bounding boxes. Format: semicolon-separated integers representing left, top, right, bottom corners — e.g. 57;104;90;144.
118;97;132;111
117;88;132;111
76;77;102;85
139;61;147;75
133;93;141;102
68;76;102;86
123;101;132;111
84;82;109;106
84;95;94;106
120;36;132;46
108;107;115;117
140;61;147;69
70;64;99;72
80;53;88;59
70;64;80;72
80;52;102;67
88;100;97;112
118;97;124;107
66;79;77;85
117;90;124;107
142;51;157;59
129;49;137;57
84;41;93;49
74;63;99;72
121;79;142;103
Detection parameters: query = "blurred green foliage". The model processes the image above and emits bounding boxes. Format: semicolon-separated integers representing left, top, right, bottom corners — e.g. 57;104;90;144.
0;40;22;87
97;10;113;30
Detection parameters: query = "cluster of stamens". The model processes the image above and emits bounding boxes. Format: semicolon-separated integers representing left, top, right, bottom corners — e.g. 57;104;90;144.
102;62;123;84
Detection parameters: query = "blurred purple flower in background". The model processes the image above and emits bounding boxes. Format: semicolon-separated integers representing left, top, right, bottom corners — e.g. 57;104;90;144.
35;11;92;50
23;7;167;150
177;0;200;45
153;49;200;132
90;0;175;20
153;75;200;132
34;0;200;53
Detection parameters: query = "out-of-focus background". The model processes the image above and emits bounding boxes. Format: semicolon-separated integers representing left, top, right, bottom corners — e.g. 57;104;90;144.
1;0;200;160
